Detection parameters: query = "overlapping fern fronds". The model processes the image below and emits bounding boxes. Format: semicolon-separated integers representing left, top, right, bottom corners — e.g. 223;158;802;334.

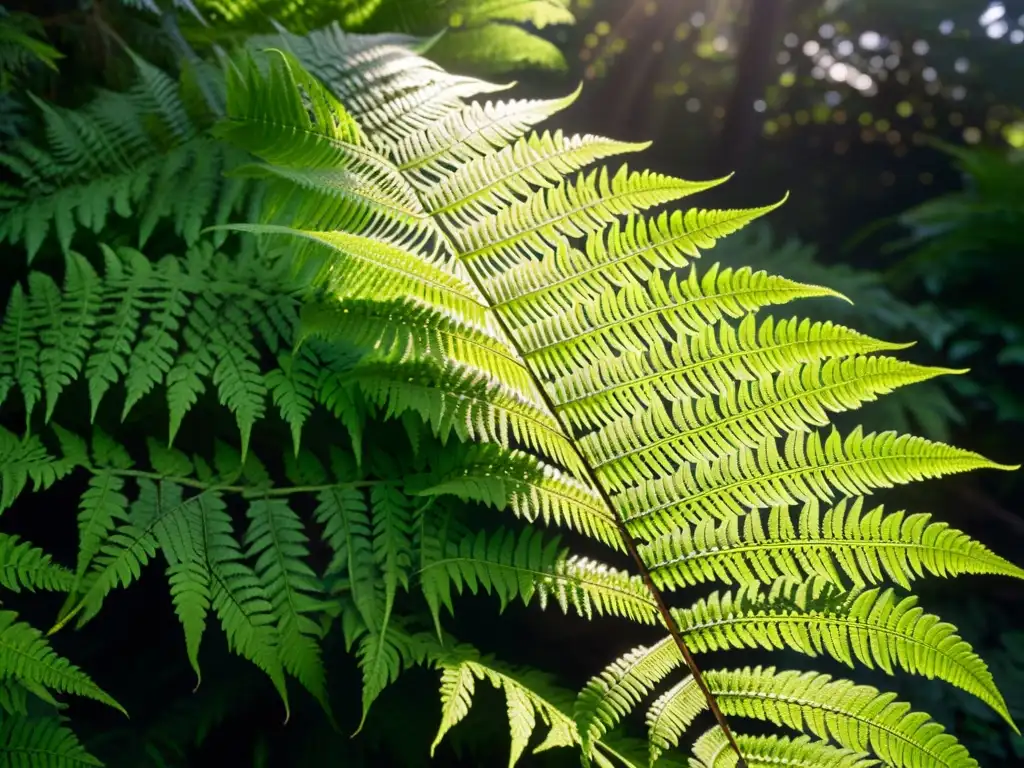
203;34;1022;768
192;0;572;74
0;21;1020;768
0;51;254;260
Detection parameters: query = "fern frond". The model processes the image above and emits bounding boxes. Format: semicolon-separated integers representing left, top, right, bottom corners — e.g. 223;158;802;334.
202;493;290;718
422;130;650;221
369;484;415;627
245;226;490;328
641;497;1024;591
410;443;622;549
0;284;40;426
0;428;70;513
2;244;298;448
207;41;1024;767
690;728;878;768
0;717;102;767
71;479;182;624
343;357;585;477
314;484;385;631
0;59;253;258
519;267;845;382
429;646;580;766
418;527;655;625
550;315;912;432
245;497;328;712
574;638;683;756
0;611;123;713
647;666;977;768
672;577;1012;726
584;356;957;483
279;25;514;146
454;166;728;274
488;203;784;322
262;354;314;459
73;471;130;590
0;534;73;593
394;87;582;175
617;427;1015;539
299;295;525;396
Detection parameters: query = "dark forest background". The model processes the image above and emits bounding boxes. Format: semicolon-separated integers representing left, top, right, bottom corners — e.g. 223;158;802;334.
1;0;1023;765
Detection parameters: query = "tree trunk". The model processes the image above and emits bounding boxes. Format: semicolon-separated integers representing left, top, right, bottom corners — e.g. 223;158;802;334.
715;0;789;174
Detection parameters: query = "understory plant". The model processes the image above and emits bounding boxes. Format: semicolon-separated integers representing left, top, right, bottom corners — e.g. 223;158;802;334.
0;18;1021;768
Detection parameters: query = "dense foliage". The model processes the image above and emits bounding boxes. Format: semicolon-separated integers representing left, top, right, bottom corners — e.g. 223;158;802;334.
0;1;1021;766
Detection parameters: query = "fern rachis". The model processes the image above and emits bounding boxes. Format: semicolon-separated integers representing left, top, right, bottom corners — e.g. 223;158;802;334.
1;25;1021;768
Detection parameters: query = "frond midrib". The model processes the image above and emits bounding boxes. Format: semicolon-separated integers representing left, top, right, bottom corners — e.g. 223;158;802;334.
553;327;899;411
649;535;1013;575
683;607;1002;706
713;684;962;768
398;100;553;173
492;207;765;309
460;176;696;262
428;137;583;217
594;364;945;470
625;445;993;526
418;555;656;612
522;279;828;359
351;369;568;442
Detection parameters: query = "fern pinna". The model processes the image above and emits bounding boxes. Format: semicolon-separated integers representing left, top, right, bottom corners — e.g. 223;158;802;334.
0;23;1021;768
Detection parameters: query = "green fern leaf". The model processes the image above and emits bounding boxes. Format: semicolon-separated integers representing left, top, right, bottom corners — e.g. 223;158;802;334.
455;166;729;274
84;246;149;421
0;284;40;426
370;484;415;626
0;611;123;713
429;647;581;766
422;130;650;219
314;483;383;626
575;638;682;756
69;479;178;626
690;727;877;768
0;716;102;767
208;40;1024;768
394;87;582;174
73;472;129;586
672;577;1012;726
167;557;209;688
585;356;955;485
641;497;1024;591
0;534;73;593
488;202;785;323
121;256;190;419
204;494;289;719
0;428;69;513
244;497;329;712
410;443;622;550
551;315;910;432
519;266;845;382
618;427;1016;539
208;300;267;461
420;527;655;624
431;654;476;755
648;666;977;768
38;254;102;422
266;349;318;456
354;624;405;727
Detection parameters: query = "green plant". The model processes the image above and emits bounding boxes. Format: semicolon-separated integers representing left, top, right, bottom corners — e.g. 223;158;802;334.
0;23;1021;768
